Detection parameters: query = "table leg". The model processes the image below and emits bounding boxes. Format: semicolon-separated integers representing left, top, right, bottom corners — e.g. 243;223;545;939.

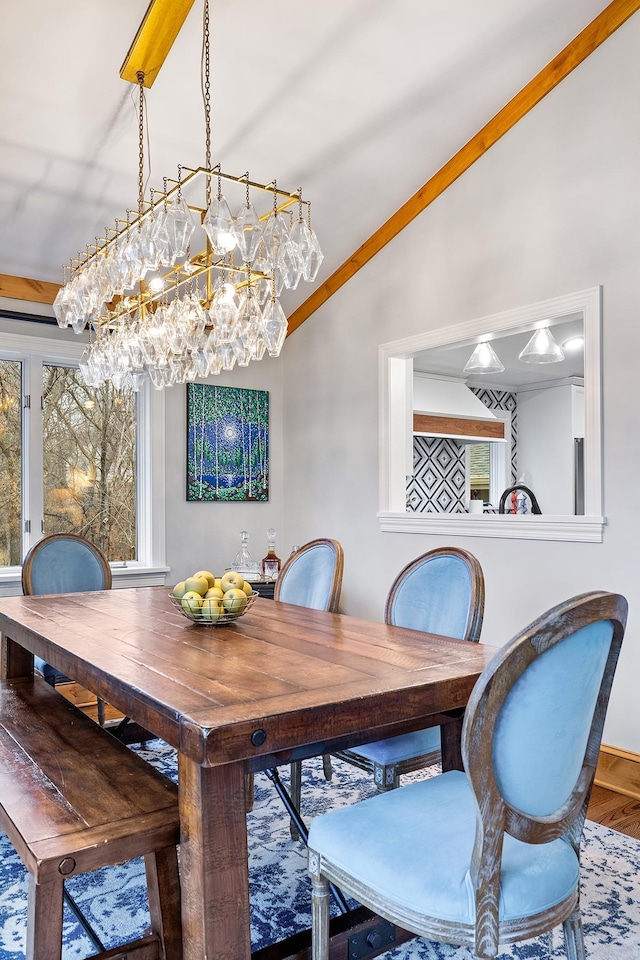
1;634;34;681
178;752;251;960
440;714;464;771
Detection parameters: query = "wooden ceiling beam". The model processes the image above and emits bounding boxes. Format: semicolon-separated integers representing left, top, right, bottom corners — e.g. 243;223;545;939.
0;274;59;306
120;0;196;88
286;0;640;337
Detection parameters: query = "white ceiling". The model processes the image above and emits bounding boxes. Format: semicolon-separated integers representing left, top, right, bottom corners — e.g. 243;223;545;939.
413;316;585;388
0;1;613;320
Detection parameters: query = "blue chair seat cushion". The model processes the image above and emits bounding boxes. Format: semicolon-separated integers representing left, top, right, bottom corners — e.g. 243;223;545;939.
308;770;579;925
347;726;441;765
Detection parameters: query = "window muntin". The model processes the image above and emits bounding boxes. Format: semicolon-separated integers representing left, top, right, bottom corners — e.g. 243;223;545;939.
0;360;22;566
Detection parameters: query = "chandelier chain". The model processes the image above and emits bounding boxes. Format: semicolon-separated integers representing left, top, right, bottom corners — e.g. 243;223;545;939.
203;0;212;207
137;72;145;220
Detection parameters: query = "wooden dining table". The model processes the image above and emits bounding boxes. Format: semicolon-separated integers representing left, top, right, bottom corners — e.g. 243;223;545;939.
0;586;496;960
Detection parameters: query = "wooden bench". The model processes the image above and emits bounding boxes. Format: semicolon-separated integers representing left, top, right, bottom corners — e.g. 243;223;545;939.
0;677;181;960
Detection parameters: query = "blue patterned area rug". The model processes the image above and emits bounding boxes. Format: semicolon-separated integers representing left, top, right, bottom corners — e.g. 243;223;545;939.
0;741;639;959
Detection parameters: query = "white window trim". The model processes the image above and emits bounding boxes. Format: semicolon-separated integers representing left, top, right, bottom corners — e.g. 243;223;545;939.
378;286;605;543
0;325;168;595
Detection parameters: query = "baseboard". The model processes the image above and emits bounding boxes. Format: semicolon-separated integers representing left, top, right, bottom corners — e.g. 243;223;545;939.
595;744;640;800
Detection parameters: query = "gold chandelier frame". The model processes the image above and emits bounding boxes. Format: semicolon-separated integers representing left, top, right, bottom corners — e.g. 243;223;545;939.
61;0;315;332
66;165;310;326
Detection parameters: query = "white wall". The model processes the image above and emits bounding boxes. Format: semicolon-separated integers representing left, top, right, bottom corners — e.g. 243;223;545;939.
279;16;640;752
164;358;287;585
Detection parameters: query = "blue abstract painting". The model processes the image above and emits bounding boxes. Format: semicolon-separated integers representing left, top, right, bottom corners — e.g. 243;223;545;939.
187;383;269;501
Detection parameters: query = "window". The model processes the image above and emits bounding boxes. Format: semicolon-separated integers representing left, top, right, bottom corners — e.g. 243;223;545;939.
42;365;136;560
378;287;604;542
468;444;490;504
465;411;512;510
0;321;167;590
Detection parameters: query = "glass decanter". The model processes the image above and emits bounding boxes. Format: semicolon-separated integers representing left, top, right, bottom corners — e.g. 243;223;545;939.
234;530;254;577
261;527;281;580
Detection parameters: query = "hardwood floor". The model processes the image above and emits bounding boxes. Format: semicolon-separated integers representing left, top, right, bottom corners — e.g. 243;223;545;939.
588;784;640;840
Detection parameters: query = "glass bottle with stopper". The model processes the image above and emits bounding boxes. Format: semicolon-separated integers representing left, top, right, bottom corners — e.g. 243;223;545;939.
234;530;255;578
261;527;281;580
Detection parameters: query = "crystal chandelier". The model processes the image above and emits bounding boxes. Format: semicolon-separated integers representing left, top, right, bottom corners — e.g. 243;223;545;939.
52;0;322;391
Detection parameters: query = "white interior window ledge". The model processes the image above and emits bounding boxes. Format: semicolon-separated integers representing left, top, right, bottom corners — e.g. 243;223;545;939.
377;512;606;543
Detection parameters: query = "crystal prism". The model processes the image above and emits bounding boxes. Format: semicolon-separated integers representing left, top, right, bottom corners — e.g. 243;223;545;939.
203;195;237;255
234;201;263;262
303;228;324;282
290;219;312;269
261;213;290;268
279;240;303;290
210;278;239;326
261;298;288;357
150;208;174;266
164;196;195;260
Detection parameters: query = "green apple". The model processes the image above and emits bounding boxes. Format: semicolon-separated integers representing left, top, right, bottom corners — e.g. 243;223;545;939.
172;580;187;598
213;578;223;590
181;591;203;614
184;575;209;596
202;597;225;621
221;570;245;592
193;570;216;589
241;581;254;598
222;587;248;615
204;586;224;600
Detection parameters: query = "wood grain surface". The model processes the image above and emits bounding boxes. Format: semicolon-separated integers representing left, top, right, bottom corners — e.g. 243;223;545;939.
0;587;496;960
0;588;495;766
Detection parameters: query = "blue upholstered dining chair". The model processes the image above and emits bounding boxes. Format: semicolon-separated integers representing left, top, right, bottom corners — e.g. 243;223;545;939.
333;547;484;790
266;538;344;835
309;590;627;960
21;533;112;718
274;537;344;613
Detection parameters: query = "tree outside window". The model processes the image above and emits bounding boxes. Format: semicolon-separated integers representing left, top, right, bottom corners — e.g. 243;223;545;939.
42;366;136;561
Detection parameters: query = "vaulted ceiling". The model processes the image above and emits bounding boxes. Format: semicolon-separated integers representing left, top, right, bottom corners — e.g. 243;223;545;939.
0;1;633;323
